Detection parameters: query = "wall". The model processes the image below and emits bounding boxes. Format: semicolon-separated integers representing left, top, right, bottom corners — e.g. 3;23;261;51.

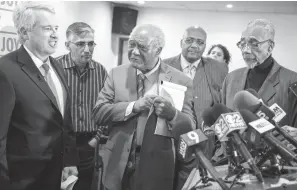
136;8;297;72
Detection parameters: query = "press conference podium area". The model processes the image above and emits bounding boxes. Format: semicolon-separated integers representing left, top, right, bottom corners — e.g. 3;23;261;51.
189;165;297;190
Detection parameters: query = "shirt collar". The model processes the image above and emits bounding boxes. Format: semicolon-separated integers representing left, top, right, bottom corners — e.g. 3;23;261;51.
24;45;49;70
137;58;161;83
63;53;96;69
180;54;201;70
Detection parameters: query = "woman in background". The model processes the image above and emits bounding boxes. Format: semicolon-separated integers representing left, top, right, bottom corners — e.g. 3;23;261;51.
207;44;231;66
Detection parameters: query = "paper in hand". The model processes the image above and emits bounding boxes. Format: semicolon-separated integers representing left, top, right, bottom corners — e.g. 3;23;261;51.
61;175;78;190
154;81;187;137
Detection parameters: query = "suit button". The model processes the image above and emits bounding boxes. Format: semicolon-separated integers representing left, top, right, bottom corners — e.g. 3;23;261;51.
127;148;130;152
127;161;133;168
61;151;63;155
194;96;198;99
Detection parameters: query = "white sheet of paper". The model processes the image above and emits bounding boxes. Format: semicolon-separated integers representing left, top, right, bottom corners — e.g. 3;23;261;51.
61;175;78;190
154;81;187;137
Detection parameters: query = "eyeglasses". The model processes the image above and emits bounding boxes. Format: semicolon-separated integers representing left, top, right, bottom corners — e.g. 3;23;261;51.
183;37;205;46
69;41;96;49
236;39;272;50
128;41;150;52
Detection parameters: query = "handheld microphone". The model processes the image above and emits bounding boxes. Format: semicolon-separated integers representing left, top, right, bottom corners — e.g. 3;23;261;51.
178;129;229;190
239;109;297;163
207;104;264;182
233;90;297;150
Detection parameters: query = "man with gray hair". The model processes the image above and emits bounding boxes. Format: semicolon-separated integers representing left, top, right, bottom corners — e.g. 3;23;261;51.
93;24;195;190
0;2;78;189
56;22;108;190
164;26;228;190
221;19;297;154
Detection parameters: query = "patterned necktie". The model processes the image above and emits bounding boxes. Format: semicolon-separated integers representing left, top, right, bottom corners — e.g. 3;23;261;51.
137;73;145;99
184;65;196;79
42;62;61;111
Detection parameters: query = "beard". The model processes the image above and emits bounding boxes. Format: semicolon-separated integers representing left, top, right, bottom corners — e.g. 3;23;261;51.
245;60;258;69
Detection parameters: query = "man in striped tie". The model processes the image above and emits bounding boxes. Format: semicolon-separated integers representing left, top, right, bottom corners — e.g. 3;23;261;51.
93;24;196;190
56;22;108;190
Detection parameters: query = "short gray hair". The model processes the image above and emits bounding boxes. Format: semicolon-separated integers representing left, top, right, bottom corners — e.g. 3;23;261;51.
130;24;165;49
66;22;94;40
246;19;275;41
13;1;55;44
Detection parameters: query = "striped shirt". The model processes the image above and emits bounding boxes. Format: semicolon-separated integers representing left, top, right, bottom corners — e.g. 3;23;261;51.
56;53;108;136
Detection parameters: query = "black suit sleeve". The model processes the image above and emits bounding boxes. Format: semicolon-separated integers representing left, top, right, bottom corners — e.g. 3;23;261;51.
0;70;15;186
289;82;297;127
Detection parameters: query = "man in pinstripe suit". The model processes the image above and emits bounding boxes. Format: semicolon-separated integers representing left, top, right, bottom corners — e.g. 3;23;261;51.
163;26;228;190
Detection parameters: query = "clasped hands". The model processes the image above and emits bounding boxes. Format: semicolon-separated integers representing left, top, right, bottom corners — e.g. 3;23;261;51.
133;95;176;121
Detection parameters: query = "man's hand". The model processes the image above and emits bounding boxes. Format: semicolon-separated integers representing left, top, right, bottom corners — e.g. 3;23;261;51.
153;96;176;121
88;137;98;148
133;95;157;113
61;166;78;182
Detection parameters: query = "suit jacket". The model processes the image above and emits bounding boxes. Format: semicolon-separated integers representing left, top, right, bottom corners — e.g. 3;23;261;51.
222;57;297;127
0;46;78;189
164;55;228;128
93;61;195;190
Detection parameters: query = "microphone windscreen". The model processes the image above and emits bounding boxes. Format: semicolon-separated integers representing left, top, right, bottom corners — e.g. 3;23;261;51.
238;109;259;123
233;90;261;111
202;107;215;126
245;88;259;98
211;103;232;121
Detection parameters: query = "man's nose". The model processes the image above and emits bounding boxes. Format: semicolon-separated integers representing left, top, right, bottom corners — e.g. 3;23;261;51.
131;47;140;55
83;44;91;52
242;44;252;53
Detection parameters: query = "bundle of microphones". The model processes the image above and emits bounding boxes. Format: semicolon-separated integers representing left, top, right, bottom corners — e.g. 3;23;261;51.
178;89;297;190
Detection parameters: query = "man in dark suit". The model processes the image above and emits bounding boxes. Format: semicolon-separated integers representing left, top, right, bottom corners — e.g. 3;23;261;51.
221;19;297;150
163;26;228;190
0;2;78;190
93;24;195;190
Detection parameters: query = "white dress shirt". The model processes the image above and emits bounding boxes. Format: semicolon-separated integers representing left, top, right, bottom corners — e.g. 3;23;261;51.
180;55;201;80
24;46;65;117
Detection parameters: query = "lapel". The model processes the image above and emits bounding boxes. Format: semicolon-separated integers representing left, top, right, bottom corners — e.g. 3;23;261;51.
159;61;172;83
17;46;60;113
258;59;281;103
233;68;249;93
127;64;138;101
192;58;205;86
172;55;183;71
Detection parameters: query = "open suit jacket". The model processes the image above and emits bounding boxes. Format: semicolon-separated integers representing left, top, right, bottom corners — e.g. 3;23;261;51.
163;55;228;190
0;46;78;190
93;61;196;190
221;58;297;127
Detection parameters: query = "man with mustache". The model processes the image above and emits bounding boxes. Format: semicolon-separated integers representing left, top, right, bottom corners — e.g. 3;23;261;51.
221;19;297;153
0;2;78;189
163;26;228;190
93;24;195;190
56;22;108;190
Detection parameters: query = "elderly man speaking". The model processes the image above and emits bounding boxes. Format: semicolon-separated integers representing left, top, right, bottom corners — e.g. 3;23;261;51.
93;24;195;190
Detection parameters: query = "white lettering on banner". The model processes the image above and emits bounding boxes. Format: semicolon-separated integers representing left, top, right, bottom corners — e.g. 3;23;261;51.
0;26;20;56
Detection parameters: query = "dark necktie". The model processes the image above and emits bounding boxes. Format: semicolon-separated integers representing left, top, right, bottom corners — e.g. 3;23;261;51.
137;73;145;99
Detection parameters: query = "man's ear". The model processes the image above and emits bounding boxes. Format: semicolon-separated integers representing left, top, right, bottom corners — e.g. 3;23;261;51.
65;42;70;51
156;47;162;56
19;27;29;41
180;39;183;48
268;41;275;53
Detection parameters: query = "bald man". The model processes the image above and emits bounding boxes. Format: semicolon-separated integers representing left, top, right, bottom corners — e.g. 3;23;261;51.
93;24;195;190
164;26;228;190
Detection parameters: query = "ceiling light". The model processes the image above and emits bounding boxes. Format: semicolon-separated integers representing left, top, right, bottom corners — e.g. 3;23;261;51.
138;1;145;5
226;4;233;8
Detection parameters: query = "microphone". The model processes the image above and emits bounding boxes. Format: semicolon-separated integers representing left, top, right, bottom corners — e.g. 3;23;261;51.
233;90;297;149
178;129;229;190
239;109;297;163
209;104;264;182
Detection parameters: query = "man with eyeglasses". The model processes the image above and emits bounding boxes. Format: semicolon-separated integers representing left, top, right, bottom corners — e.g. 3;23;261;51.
221;19;297;150
93;24;195;190
163;26;228;190
56;22;108;190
